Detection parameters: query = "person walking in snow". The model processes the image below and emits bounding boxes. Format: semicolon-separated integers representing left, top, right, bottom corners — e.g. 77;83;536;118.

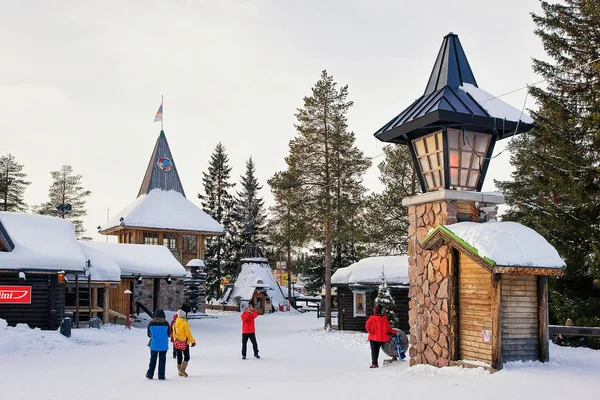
172;309;196;377
365;304;397;368
241;304;260;359
170;313;178;359
146;309;170;380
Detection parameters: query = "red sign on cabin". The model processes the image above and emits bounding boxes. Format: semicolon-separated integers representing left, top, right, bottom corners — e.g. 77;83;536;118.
0;286;32;304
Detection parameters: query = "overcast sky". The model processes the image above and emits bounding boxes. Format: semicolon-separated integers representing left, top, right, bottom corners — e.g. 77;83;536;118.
2;0;547;242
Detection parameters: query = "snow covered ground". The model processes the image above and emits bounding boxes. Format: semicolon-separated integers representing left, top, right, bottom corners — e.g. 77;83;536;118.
1;312;599;399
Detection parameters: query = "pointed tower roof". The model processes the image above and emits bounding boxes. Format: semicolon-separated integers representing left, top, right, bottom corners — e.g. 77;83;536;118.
99;130;224;236
138;130;185;197
374;33;535;144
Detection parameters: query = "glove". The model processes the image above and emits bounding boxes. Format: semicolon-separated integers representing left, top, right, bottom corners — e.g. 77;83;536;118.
191;342;196;347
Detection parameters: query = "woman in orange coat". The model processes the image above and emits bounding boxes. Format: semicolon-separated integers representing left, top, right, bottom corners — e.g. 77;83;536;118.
365;304;397;368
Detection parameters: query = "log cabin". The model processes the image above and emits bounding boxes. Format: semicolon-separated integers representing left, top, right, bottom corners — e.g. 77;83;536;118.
421;221;565;370
332;256;410;333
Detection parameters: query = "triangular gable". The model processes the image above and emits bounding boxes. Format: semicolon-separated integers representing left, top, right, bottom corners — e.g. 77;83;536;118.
138;130;186;197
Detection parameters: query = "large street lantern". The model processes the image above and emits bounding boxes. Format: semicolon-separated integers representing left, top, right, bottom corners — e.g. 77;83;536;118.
374;33;536;193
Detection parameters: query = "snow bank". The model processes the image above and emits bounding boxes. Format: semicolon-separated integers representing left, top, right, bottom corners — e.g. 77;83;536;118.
0;212;86;271
79;241;186;277
445;221;564;268
101;189;224;234
460;83;535;124
332;256;409;285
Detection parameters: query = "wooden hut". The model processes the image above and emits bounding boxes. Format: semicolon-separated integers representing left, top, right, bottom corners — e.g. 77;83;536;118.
0;212;86;330
421;221;565;369
332;256;410;333
98;130;224;312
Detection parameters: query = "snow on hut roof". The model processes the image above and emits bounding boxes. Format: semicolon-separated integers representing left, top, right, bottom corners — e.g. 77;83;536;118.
427;221;565;268
186;259;206;268
221;257;287;306
100;189;224;234
459;83;534;124
79;241;186;278
332;256;409;286
80;251;122;282
0;212;86;272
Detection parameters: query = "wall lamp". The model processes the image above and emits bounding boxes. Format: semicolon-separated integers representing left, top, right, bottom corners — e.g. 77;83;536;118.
18;271;26;282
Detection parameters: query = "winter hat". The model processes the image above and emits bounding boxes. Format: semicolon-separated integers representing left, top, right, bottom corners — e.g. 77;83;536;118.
155;309;166;319
373;304;382;315
177;309;187;318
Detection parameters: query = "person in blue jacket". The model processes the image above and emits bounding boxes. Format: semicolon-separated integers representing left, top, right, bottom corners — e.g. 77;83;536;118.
146;309;170;380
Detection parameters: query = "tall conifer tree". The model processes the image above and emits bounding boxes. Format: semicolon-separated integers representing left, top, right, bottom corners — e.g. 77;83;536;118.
0;154;30;212
497;0;600;325
365;145;418;255
36;165;91;238
233;157;268;248
273;70;371;327
199;142;237;300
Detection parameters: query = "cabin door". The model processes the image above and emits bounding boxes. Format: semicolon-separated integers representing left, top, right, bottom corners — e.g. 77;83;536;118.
458;252;493;364
501;275;538;362
253;292;266;315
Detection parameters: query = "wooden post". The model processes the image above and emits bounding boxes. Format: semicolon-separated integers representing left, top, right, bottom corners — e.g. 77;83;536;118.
124;289;132;329
449;248;460;361
538;276;549;362
75;274;80;328
92;287;98;318
178;233;183;263
153;278;160;312
197;234;205;260
88;275;92;320
103;285;110;325
491;273;502;369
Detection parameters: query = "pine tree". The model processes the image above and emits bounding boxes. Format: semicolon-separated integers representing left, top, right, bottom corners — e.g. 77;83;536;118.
0;154;31;212
496;0;600;326
376;267;399;328
273;70;371;327
233;157;268;248
198;142;237;300
268;169;309;301
36;165;91;238
365;145;418;255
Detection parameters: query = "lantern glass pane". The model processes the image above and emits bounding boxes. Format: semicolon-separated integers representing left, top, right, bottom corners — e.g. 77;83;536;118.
446;128;492;190
412;131;445;191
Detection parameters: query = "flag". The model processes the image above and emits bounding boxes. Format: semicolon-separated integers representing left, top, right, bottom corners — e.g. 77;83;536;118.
153;104;163;122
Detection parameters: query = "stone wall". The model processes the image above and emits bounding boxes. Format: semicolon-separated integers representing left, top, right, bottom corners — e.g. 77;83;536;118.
135;279;186;312
407;200;456;367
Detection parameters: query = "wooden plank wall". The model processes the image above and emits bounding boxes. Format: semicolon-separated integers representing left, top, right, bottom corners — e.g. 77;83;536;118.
501;275;539;362
337;286;410;333
458;252;493;364
0;273;64;330
109;279;132;316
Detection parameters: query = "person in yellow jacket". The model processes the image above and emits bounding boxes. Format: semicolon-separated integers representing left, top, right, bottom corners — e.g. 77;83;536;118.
172;309;196;377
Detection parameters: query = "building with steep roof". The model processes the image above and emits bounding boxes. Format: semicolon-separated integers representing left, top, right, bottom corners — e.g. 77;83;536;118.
99;130;223;315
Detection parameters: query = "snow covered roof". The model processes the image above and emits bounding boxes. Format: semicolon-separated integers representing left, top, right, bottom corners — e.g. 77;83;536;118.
423;221;565;269
186;259;205;268
459;83;534;124
80;251;122;282
332;256;410;286
0;212;86;272
79;241;186;278
221;257;287;306
100;189;224;235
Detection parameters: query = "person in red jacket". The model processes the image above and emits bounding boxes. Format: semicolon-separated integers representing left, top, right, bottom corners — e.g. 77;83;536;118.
365;304;397;368
241;304;260;360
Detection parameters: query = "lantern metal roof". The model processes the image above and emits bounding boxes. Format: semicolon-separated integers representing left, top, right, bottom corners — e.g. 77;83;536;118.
374;33;536;144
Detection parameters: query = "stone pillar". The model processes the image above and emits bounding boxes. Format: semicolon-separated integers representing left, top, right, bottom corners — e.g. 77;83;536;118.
403;190;503;367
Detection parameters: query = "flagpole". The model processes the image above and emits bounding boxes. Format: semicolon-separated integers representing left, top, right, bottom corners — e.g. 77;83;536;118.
161;94;164;131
